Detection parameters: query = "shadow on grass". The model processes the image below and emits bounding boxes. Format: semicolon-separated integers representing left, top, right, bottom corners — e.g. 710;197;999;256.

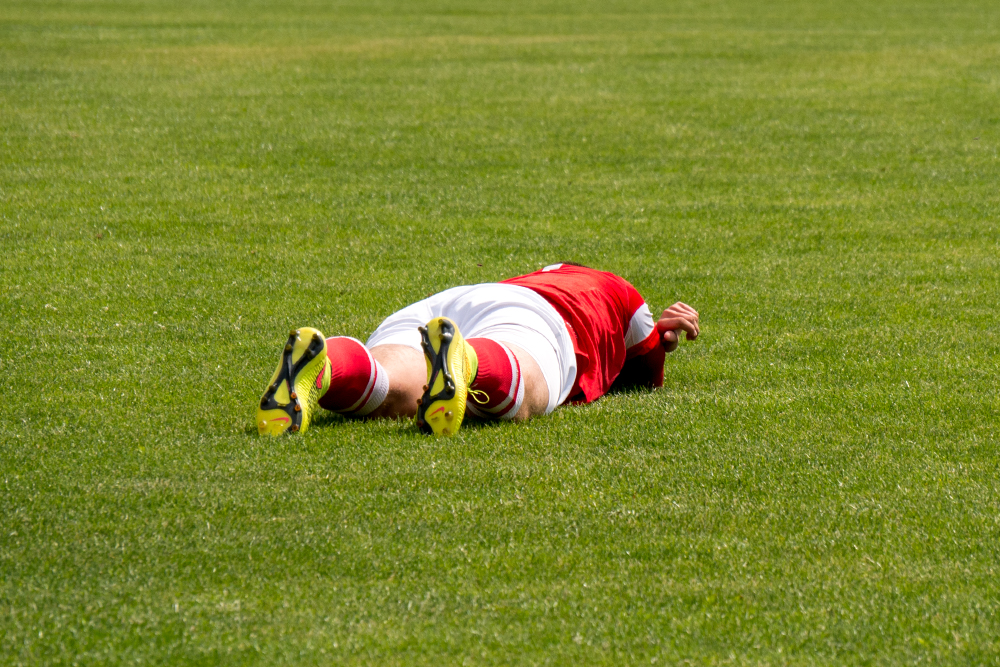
303;410;349;429
245;387;656;436
242;406;515;435
241;410;349;436
311;408;509;432
603;384;658;398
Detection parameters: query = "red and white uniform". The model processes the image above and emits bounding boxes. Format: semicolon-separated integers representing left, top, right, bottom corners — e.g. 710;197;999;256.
503;263;661;403
366;263;663;413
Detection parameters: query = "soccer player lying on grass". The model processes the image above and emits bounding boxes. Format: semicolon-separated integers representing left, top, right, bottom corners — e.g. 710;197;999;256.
256;263;700;436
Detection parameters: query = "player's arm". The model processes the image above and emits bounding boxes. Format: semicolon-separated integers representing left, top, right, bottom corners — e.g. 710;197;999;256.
612;301;699;390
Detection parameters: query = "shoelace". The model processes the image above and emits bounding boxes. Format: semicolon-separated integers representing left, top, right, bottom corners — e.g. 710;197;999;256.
468;388;490;405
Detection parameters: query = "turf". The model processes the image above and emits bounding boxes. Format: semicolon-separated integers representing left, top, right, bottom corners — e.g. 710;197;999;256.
2;0;999;663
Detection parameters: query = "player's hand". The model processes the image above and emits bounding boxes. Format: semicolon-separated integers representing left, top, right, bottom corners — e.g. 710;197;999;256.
656;302;699;353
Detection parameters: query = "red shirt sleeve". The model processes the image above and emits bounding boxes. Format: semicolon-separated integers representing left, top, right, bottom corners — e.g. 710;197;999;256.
622;285;660;359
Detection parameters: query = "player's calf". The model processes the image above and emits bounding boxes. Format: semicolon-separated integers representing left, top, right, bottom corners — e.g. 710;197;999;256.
464;338;525;421
316;336;390;417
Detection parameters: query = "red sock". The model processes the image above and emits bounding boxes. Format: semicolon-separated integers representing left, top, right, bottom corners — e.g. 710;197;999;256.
465;338;524;420
318;337;389;417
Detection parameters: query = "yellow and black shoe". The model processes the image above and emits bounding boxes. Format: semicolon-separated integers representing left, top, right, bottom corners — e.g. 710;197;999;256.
257;327;331;436
415;317;478;436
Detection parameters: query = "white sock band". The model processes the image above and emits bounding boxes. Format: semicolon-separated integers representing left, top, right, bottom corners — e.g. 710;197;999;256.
355;359;389;416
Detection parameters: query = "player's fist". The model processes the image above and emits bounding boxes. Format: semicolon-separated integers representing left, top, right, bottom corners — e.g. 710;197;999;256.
655;302;699;353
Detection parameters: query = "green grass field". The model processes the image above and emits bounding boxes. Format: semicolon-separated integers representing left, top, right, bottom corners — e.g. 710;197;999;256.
2;0;999;663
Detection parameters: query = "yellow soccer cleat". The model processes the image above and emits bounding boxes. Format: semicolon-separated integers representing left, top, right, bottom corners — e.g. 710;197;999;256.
257;327;331;436
415;317;478;436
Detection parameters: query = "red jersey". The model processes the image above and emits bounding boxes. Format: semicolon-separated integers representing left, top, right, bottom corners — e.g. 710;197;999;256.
502;264;661;403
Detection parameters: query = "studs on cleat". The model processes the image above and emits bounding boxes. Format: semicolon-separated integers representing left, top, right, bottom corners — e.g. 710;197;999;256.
415;318;465;436
260;327;330;436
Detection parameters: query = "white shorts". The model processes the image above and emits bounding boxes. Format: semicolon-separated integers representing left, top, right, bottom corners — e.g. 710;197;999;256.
366;283;577;414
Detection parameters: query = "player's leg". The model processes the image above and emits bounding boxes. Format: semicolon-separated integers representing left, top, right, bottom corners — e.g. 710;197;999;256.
414;283;576;434
365;344;425;419
460;338;548;422
256;284;573;435
262;285;495;428
314;336;391;417
254;325;554;436
497;342;549;420
359;290;450;420
414;322;564;434
357;326;554;424
258;329;432;435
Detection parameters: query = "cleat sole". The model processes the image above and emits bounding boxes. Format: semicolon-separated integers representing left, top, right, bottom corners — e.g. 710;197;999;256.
256;327;330;436
415;317;475;436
